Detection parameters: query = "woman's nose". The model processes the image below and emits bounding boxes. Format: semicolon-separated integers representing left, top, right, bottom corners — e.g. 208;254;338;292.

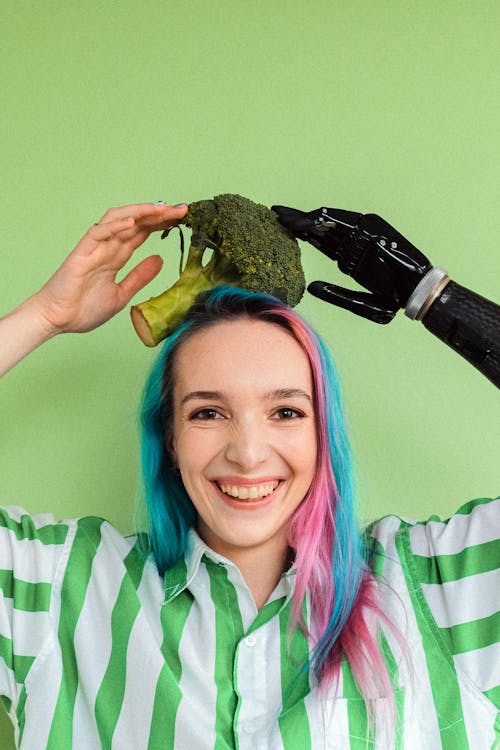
224;422;269;470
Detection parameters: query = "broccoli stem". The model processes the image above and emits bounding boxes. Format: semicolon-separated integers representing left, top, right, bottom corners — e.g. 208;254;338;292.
130;245;208;346
130;244;237;347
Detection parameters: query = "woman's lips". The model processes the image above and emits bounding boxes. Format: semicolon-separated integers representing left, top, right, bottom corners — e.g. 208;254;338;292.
216;480;280;500
211;479;283;507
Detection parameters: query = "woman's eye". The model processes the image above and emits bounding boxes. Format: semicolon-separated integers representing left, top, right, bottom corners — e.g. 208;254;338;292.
273;407;303;420
190;408;221;421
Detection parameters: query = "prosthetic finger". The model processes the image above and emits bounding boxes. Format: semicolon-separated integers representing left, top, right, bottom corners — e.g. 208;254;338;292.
307;282;398;324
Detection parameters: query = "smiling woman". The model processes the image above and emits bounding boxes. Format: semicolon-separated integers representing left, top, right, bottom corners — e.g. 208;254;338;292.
138;286;383;703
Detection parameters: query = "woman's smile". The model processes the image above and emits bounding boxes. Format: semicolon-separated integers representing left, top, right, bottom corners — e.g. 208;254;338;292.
211;478;284;511
215;479;281;501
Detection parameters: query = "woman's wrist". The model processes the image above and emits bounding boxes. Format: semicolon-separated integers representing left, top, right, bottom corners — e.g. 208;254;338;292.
0;295;60;377
23;291;63;340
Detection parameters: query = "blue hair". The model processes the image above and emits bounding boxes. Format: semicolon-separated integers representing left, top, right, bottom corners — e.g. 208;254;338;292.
139;320;197;571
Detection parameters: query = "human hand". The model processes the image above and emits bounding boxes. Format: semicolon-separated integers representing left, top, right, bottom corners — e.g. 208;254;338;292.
32;202;188;336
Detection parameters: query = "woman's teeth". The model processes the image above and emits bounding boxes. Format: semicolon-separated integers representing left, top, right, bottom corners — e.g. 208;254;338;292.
217;481;279;500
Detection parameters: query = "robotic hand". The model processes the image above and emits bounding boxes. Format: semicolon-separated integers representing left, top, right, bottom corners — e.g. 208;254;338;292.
272;205;500;388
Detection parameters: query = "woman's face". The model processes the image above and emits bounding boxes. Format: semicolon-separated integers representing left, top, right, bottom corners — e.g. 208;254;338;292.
171;318;317;563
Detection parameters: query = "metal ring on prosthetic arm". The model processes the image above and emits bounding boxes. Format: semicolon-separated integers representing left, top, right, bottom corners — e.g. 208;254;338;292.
271;205;500;388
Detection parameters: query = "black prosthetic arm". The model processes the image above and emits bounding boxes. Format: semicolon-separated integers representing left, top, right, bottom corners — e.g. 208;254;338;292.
272;205;500;388
421;282;500;387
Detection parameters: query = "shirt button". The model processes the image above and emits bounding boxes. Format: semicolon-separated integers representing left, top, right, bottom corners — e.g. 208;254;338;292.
244;634;256;647
242;722;256;734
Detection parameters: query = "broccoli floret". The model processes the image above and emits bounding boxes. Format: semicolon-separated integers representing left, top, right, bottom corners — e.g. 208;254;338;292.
131;193;305;346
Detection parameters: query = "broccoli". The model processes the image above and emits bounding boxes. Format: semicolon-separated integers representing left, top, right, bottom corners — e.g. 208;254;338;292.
130;193;306;346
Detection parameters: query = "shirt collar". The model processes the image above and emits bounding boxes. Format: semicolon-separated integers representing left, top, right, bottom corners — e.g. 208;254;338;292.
163;528;296;606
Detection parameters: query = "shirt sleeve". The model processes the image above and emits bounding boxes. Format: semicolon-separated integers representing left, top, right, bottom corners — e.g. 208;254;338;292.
0;506;72;705
405;497;500;707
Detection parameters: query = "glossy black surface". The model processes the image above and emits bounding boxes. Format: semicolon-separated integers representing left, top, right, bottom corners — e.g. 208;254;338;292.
272;206;432;314
273;204;500;387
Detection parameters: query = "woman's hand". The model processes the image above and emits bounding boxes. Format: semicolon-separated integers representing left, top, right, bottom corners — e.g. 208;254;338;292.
0;201;187;378
32;202;188;336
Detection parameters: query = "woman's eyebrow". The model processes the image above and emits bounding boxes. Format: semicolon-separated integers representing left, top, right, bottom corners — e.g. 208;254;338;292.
265;388;312;402
180;390;222;406
180;388;312;405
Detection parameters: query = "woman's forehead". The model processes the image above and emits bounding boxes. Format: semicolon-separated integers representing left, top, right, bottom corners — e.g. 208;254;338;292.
173;318;313;393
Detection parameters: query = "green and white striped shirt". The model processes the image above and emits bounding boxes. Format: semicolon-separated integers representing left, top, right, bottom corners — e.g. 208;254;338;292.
0;498;499;748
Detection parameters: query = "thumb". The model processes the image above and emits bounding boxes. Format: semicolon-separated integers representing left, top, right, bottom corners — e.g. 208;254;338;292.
118;255;164;308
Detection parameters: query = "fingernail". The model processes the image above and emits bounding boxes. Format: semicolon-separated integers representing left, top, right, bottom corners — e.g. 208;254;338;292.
152;200;165;205
174;203;187;208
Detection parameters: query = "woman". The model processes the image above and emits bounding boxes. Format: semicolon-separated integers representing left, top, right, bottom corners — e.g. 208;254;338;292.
1;202;498;748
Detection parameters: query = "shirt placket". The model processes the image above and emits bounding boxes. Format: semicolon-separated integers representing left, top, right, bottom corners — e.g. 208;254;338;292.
232;597;290;750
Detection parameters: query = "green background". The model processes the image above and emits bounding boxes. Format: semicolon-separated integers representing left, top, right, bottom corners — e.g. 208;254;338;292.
1;1;499;745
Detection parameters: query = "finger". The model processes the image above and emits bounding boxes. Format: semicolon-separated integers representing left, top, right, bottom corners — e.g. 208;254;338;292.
108;206;187;259
133;204;188;232
97;202;187;227
77;217;136;255
96;203;156;224
117;254;164;306
307;281;398;324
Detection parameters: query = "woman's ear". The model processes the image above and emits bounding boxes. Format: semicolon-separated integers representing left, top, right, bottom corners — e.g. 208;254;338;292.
164;428;178;468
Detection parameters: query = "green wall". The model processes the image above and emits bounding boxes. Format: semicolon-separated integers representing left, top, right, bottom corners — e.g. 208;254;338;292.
1;2;499;745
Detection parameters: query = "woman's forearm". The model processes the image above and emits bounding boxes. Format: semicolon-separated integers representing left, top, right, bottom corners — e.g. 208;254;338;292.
0;294;57;377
